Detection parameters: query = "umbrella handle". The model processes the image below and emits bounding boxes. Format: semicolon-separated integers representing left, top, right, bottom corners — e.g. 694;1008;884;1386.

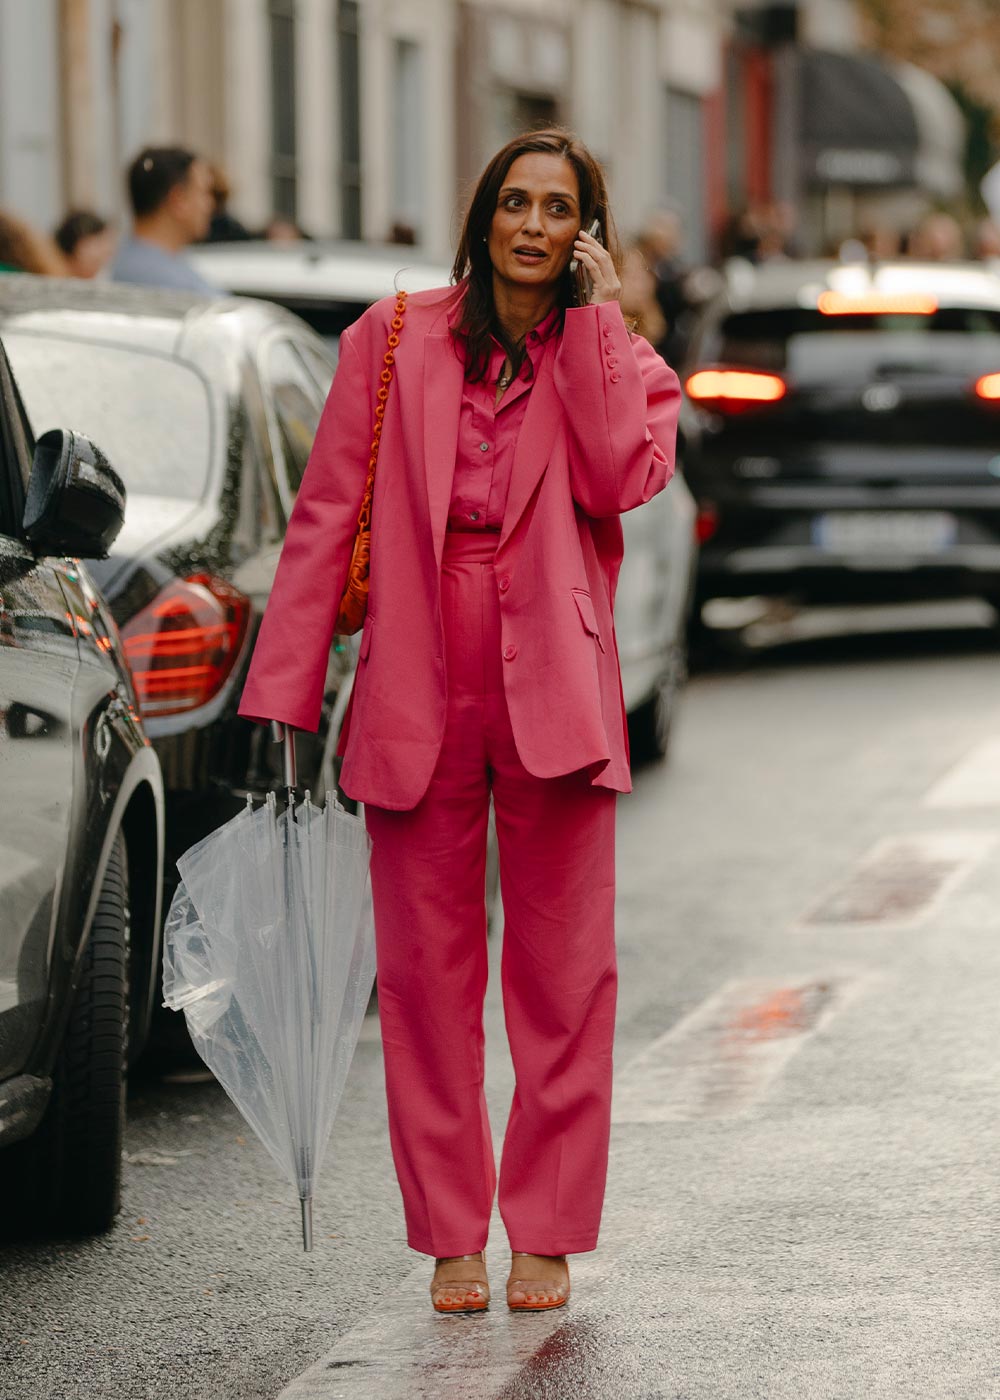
269;720;298;794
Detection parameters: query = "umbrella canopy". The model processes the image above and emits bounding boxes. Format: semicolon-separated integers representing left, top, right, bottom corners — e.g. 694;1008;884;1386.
162;789;376;1249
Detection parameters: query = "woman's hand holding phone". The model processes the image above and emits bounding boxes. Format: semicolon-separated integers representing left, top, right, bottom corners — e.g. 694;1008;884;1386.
570;220;621;307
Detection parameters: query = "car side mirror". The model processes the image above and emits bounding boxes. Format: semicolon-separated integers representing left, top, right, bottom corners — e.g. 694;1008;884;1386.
22;428;126;559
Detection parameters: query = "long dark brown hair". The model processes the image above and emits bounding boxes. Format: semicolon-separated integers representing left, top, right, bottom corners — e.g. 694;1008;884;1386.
450;128;623;383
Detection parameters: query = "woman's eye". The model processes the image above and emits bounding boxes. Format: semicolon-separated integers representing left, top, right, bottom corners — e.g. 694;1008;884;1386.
550;203;569;216
503;196;523;209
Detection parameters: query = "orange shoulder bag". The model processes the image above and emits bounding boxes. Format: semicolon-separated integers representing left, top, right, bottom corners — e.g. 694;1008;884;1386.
335;291;408;635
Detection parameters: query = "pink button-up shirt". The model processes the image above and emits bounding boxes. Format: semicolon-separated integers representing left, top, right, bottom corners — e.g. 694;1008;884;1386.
448;305;562;532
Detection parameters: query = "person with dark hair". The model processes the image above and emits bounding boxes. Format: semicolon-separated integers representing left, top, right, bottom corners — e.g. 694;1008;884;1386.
53;209;116;278
203;163;252;243
111;146;217;293
238;127;680;1315
0;210;66;275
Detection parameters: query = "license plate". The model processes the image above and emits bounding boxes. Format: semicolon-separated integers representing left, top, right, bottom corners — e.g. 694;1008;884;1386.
813;511;957;554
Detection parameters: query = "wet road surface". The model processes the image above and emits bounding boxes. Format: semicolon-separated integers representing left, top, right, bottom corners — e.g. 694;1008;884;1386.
3;602;1000;1399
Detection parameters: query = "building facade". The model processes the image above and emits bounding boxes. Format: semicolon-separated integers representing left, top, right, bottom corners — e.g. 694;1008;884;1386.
0;0;970;264
0;0;726;261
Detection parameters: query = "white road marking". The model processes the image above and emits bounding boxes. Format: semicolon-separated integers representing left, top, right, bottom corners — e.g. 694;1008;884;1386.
803;831;995;927
611;972;867;1124
923;738;1000;808
274;1236;600;1400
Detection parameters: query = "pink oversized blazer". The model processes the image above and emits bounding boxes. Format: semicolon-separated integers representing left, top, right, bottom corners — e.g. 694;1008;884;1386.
238;285;681;810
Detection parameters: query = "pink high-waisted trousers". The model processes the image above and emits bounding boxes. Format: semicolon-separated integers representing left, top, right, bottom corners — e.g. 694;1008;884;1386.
365;530;618;1258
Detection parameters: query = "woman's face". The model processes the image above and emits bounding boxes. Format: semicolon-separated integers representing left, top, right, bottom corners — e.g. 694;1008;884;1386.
487;153;582;294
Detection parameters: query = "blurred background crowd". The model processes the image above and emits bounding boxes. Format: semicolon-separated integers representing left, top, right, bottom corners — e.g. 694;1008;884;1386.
0;0;999;371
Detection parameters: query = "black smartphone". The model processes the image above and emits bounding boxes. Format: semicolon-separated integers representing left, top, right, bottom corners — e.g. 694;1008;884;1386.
570;218;602;306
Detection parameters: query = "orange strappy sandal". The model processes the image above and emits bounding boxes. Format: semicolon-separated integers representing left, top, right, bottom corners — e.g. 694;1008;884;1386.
430;1252;490;1313
506;1253;570;1311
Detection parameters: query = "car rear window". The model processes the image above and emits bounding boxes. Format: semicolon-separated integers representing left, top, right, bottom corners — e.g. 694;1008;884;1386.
4;332;213;500
711;306;1000;379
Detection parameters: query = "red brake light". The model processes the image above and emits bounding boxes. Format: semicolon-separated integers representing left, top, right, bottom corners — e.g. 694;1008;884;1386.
686;368;787;414
121;573;251;718
695;503;719;544
975;372;1000;402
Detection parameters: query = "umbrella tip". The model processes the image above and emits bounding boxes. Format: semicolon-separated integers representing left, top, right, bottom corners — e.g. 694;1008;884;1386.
301;1197;314;1253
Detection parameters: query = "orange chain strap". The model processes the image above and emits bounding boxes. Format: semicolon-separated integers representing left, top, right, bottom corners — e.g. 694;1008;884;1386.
355;292;407;533
335;291;408;635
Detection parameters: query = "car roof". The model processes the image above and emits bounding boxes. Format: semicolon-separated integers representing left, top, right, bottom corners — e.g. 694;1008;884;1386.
0;272;316;353
185;239;453;302
723;259;1000;313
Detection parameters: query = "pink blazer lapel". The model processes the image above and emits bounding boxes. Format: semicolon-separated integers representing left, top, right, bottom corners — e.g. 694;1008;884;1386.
422;332;464;571
500;342;562;547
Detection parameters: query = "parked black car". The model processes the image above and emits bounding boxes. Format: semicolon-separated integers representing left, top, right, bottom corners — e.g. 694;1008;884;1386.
0;277;352;1052
0;334;164;1235
682;260;1000;617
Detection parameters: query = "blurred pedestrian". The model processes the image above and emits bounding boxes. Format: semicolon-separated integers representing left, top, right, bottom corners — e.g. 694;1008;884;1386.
0;210;65;275
111;146;218;294
238;127;680;1316
54;209;117;278
262;216;313;243
636;209;699;363
620;242;667;350
719;205;765;262
908;211;965;261
972;218;1000;261
860;224;903;261
759;200;801;260
203;163;252;243
389;221;418;246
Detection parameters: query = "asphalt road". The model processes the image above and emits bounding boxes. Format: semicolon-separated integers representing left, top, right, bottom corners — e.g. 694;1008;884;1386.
3;601;1000;1400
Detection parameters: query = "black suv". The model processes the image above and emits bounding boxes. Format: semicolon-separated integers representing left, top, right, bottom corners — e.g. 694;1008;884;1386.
683;260;1000;615
0;336;164;1236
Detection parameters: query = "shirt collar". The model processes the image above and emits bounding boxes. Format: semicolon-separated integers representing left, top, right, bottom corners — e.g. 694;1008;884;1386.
488;303;563;371
524;303;562;346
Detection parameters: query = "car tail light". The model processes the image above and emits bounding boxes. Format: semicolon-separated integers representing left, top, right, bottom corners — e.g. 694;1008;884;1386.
817;291;937;316
685;369;787;414
974;372;1000;402
695;503;719;544
121;573;251;718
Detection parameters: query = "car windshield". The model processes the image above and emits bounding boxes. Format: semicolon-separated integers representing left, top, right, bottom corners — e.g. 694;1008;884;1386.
713;306;1000;380
3;332;213;500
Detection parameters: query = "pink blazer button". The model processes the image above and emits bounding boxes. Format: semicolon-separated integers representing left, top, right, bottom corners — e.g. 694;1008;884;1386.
498;575;511;592
609;371;622;383
503;644;517;661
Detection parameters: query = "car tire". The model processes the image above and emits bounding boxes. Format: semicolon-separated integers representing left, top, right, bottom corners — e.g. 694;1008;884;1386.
0;832;130;1237
628;641;687;764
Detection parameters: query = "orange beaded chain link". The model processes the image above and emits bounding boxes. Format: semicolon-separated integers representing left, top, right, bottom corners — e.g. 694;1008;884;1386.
335;292;408;635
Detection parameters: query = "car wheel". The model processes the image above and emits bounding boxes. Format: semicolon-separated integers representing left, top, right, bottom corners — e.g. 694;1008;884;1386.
628;641;687;763
0;832;130;1237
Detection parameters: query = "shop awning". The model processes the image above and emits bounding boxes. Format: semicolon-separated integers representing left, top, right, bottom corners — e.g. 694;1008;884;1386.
889;59;966;199
799;49;919;188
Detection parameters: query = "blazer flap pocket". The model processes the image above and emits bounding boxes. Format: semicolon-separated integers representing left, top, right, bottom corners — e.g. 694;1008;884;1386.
358;618;373;661
572;590;605;652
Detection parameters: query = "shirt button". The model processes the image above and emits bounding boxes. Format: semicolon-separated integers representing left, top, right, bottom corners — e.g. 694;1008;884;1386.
469;511;480;520
602;325;613;338
604;342;616;353
503;644;517;661
606;356;619;368
609;371;622;383
479;442;489;452
498;575;511;592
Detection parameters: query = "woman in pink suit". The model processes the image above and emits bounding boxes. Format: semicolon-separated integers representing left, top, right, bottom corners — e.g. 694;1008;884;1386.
239;129;680;1312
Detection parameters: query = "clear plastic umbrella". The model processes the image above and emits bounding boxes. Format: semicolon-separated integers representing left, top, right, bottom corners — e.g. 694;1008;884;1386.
162;729;376;1250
